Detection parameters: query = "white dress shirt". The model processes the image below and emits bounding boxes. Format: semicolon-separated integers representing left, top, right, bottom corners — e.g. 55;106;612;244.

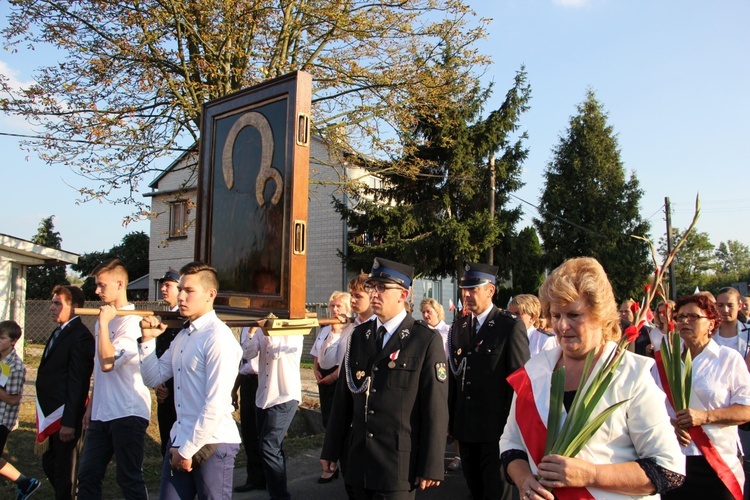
139;310;242;459
238;327;259;376
92;304;151;422
310;325;341;370
244;331;303;409
376;309;408;347
713;321;750;358
656;339;750;482
324;314;377;370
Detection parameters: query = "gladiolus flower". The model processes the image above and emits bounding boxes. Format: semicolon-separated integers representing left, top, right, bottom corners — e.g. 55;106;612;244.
668;321;675;333
624;325;640;343
644;284;651;294
629;302;640;314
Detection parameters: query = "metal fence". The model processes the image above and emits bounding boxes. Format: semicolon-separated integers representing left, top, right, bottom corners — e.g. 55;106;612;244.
24;300;329;363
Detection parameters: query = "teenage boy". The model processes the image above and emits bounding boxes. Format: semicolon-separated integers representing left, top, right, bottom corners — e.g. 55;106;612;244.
0;320;41;499
77;258;151;499
140;262;242;499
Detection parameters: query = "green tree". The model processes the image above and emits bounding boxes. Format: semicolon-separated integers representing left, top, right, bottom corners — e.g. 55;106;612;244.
26;215;68;299
714;240;750;278
71;231;150;300
534;90;651;300
1;0;490;211
508;226;545;294
659;228;715;297
335;66;530;282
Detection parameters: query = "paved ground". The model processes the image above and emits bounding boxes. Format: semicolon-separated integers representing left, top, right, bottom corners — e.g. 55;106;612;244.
23;348;472;499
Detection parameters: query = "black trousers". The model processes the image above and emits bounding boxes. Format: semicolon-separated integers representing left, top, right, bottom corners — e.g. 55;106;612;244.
240;374;266;487
461;440;513;500
42;429;83;500
318;366;338;428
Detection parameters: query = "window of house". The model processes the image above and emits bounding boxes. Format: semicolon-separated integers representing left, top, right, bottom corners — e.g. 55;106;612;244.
169;200;189;238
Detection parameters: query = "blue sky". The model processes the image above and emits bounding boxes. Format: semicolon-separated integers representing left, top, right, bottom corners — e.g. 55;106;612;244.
0;0;748;257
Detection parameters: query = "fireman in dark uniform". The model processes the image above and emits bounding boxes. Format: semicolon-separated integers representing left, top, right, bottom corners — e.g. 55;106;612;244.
448;263;530;500
321;257;449;500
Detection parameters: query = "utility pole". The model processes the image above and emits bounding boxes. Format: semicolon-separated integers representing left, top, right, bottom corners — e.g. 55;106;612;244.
487;155;496;265
665;197;677;300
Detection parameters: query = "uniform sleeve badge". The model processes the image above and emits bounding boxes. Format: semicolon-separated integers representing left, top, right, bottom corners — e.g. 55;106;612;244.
435;362;447;382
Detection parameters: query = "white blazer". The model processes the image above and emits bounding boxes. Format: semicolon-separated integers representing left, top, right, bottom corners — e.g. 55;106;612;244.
500;342;685;500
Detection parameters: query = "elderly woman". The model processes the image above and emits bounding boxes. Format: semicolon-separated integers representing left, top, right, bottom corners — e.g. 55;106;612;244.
420;298;450;358
500;257;685;499
658;294;750;499
310;291;350;482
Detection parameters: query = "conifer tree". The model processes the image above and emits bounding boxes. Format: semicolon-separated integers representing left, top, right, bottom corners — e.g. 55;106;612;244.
534;91;650;300
26;216;67;299
336;64;531;281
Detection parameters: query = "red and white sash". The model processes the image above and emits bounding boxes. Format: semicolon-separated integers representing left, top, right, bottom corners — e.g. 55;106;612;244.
507;367;595;500
35;400;63;443
654;351;743;500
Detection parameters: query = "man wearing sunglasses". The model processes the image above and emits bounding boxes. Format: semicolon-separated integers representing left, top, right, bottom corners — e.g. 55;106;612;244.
321;257;449;500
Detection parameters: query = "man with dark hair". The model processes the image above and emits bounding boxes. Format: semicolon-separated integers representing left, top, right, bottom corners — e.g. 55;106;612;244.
36;285;94;500
714;287;750;357
140;262;242;499
154;269;181;456
449;262;529;500
77;258;152;499
321;257;448;499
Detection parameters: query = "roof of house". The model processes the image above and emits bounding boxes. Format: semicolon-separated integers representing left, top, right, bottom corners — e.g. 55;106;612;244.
0;233;79;266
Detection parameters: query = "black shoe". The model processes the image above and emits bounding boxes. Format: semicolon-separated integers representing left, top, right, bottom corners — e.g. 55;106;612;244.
318;469;339;484
234;482;267;493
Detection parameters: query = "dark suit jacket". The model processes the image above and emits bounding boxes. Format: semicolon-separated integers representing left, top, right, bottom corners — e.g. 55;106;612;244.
36;316;95;431
449;305;529;442
321;314;449;491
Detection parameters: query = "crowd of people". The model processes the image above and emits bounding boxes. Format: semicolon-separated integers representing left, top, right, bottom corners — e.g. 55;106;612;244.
3;254;750;499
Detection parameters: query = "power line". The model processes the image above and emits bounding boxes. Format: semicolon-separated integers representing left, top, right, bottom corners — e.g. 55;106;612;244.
0;130;192;152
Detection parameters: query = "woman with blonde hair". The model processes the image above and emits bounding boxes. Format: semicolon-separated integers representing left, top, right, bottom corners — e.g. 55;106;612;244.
508;294;557;357
310;291;350;483
501;257;684;499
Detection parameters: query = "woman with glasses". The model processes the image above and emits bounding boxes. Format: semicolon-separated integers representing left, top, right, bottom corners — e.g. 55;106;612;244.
659;294;750;499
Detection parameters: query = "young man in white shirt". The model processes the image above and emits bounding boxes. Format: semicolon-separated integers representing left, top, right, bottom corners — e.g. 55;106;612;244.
77;258;151;499
140;262;242;499
243;314;304;500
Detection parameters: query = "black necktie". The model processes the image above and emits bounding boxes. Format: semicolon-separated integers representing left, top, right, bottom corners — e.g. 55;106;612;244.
472;316;479;338
377;326;387;351
46;326;62;357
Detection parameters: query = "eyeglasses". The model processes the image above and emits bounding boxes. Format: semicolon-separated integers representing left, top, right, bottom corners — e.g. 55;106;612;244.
363;283;402;294
673;313;709;323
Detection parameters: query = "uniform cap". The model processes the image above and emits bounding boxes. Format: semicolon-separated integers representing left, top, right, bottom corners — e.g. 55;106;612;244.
459;262;498;288
367;257;414;289
158;269;180;283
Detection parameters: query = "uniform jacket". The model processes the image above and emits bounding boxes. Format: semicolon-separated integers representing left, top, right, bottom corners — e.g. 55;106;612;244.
321;314;449;491
36;316;95;431
449;305;529;442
